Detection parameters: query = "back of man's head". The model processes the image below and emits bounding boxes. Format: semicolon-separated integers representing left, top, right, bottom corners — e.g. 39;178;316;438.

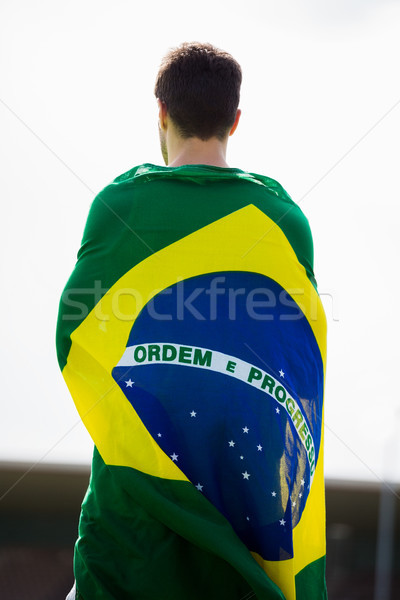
154;42;242;141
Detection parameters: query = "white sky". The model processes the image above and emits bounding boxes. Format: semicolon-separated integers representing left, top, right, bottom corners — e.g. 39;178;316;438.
1;0;400;483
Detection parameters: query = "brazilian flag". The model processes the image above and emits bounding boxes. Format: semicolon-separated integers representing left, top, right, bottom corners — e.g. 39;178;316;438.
56;164;327;600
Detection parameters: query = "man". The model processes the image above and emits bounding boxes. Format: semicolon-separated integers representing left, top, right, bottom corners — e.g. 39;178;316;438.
58;42;327;600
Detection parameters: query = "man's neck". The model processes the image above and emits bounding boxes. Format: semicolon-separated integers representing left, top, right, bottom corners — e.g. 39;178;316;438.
167;136;230;168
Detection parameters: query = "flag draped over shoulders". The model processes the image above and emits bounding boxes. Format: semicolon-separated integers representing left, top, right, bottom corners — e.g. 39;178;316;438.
56;164;327;600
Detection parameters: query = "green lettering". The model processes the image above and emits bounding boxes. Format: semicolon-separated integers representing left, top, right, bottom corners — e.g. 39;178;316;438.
292;409;303;428
286;397;295;416
148;344;161;361
134;345;146;363
299;422;308;442
179;345;192;364
261;375;275;393
309;446;315;463
305;434;312;451
162;344;177;361
274;385;286;403
193;348;212;367
226;360;236;373
248;367;262;384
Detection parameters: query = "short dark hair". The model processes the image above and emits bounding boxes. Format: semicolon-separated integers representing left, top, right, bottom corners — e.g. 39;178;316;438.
154;42;242;141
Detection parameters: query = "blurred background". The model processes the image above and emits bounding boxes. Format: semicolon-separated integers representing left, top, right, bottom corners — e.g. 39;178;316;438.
1;0;399;597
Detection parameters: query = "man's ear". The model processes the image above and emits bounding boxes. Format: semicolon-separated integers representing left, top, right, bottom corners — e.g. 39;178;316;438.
157;99;168;131
229;109;241;136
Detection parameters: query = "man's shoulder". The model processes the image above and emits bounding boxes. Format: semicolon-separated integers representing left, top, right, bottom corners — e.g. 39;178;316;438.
240;171;309;227
242;171;290;195
105;164;150;188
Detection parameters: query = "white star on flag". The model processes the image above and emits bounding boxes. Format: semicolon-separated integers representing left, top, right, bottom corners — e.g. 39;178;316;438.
228;440;235;447
299;493;302;498
276;407;280;414
190;410;197;417
242;471;250;480
170;453;178;462
242;426;249;433
246;516;250;521
301;479;305;486
279;518;286;526
292;501;296;507
257;444;262;451
279;369;285;378
157;433;162;438
271;491;277;497
196;483;203;491
125;379;134;387
240;455;244;460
